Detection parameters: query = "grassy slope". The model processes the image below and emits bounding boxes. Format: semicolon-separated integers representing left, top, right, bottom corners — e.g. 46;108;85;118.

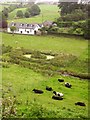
2;64;88;118
8;8;27;19
8;5;59;23
2;32;88;118
2;33;88;56
2;32;88;75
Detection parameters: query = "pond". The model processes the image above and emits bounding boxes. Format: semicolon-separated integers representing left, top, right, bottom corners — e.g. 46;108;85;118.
23;54;31;58
23;54;54;60
46;55;54;60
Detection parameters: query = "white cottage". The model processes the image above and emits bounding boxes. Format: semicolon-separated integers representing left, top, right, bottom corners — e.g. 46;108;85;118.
7;22;43;35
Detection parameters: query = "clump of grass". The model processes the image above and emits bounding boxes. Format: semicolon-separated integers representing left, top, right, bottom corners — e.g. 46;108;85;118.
2;96;17;118
2;44;12;54
50;53;77;67
31;51;46;59
2;62;10;68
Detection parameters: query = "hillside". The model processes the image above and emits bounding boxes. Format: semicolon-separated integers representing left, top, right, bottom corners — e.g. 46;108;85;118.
8;7;27;19
1;32;88;118
8;4;59;23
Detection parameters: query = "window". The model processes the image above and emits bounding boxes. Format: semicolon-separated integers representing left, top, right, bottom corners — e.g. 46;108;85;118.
25;29;26;32
27;31;29;33
20;24;24;27
27;24;29;27
21;31;22;33
30;29;32;32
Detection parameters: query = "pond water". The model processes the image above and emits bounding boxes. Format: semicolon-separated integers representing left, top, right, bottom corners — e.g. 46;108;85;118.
23;54;54;60
46;55;54;60
23;54;31;58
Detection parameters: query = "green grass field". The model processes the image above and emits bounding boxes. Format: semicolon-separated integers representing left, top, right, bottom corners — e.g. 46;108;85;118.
2;32;88;118
8;5;59;23
2;64;88;118
2;33;88;56
8;8;27;19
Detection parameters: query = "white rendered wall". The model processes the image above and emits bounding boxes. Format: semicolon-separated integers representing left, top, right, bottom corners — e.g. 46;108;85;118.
7;28;35;35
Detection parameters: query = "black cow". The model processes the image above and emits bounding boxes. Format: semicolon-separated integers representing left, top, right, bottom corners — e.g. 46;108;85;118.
75;102;86;106
52;95;63;100
32;89;44;94
58;79;64;82
65;82;72;88
46;86;53;91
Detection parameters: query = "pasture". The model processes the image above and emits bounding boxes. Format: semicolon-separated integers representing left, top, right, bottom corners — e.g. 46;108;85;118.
2;33;87;56
0;5;9;11
8;4;59;23
8;8;27;19
2;64;88;118
2;32;88;118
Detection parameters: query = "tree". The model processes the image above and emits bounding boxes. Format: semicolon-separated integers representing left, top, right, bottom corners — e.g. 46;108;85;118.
24;11;30;18
10;26;16;36
58;2;87;16
8;5;18;13
83;19;90;39
2;7;9;19
16;10;23;18
27;4;41;16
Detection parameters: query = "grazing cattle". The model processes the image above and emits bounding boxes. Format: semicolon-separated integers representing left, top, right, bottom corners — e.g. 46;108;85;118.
32;89;43;94
58;79;64;82
53;91;64;97
52;95;63;100
65;82;72;88
75;102;86;106
46;86;53;91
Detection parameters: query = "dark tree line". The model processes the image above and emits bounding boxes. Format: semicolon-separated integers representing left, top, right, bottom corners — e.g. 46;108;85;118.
58;2;88;16
56;2;90;39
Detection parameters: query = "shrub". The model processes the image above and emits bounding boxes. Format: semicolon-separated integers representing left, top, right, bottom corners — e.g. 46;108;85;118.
57;21;73;28
2;44;12;54
24;11;30;18
74;28;83;35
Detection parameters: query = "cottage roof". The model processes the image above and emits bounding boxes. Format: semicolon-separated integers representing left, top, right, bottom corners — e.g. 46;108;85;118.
43;21;53;26
59;0;79;2
8;22;41;29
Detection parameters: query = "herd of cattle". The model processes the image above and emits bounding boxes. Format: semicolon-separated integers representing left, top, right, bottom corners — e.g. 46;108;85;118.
32;78;86;106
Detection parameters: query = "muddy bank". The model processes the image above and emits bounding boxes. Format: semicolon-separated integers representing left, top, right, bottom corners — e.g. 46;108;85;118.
61;70;89;80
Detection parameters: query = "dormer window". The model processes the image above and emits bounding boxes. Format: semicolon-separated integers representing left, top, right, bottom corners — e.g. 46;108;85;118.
20;24;22;26
20;23;24;27
27;24;29;27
